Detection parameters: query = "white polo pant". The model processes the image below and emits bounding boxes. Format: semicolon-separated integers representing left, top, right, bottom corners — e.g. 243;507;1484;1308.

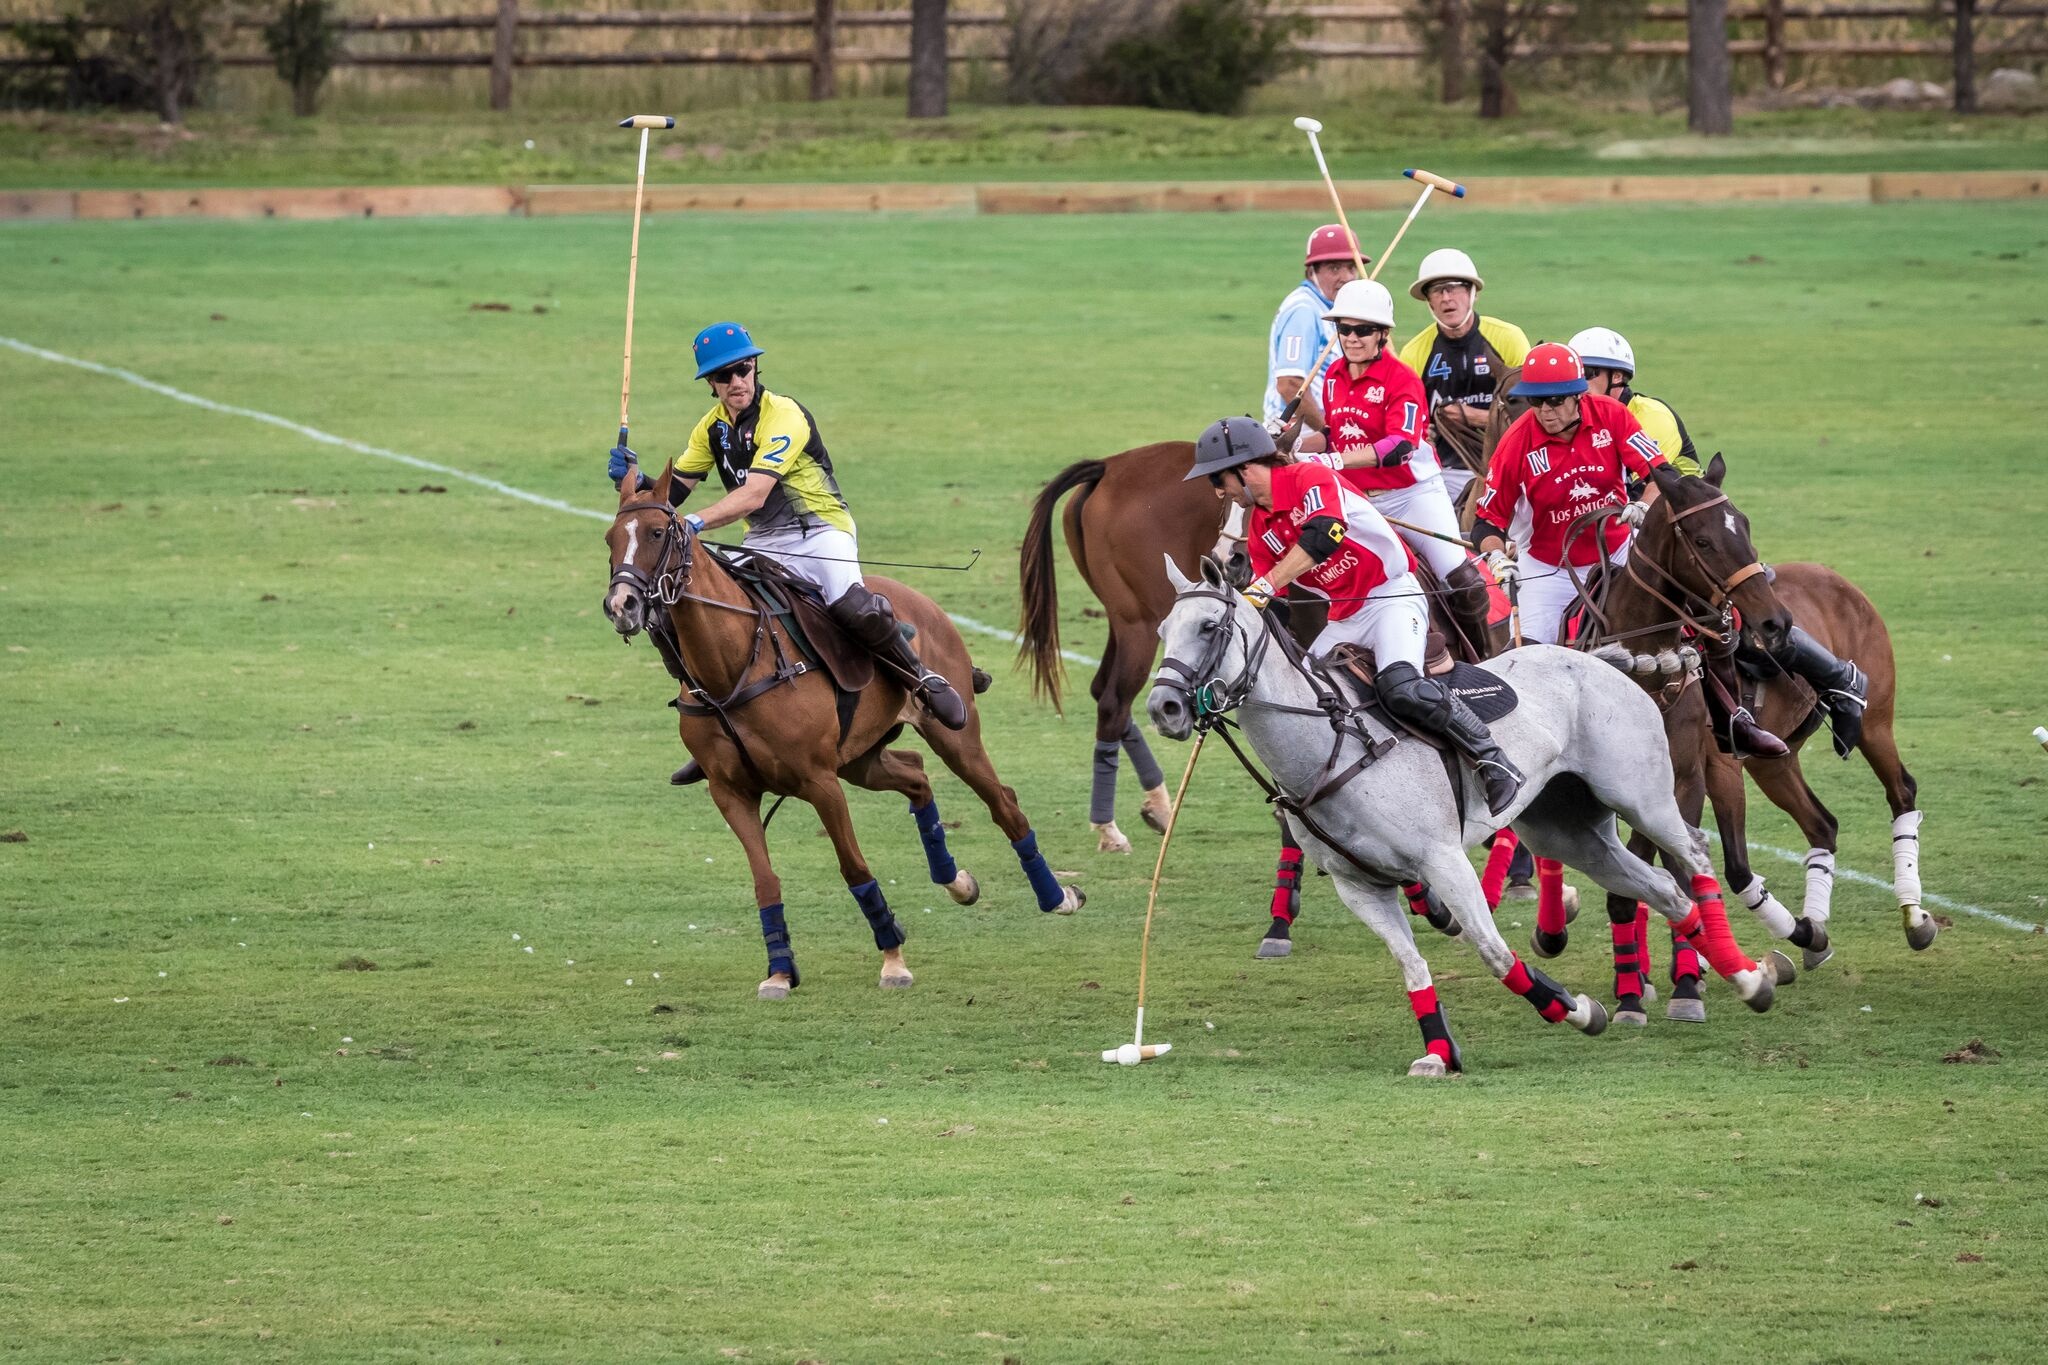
1516;541;1630;646
742;523;864;605
1308;575;1429;673
1368;475;1468;580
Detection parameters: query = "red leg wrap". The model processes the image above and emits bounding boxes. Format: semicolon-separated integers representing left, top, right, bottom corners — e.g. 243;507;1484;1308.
1402;881;1430;917
1480;829;1518;910
1407;986;1455;1062
1503;958;1570;1023
1633;903;1653;979
1610;920;1644;998
1686;872;1757;977
1536;858;1568;935
1269;845;1303;924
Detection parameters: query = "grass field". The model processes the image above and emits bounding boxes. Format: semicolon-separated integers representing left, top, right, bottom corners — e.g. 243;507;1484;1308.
5;94;2048;189
4;200;2048;1361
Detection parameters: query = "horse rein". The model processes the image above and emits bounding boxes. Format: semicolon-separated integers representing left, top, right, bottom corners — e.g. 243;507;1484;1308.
1564;490;1765;652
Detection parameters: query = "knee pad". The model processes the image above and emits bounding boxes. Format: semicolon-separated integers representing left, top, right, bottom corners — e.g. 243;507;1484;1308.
1374;661;1452;728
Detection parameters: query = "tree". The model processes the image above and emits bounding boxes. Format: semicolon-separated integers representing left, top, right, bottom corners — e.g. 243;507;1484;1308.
909;0;947;118
1687;0;1734;135
263;0;341;117
85;0;226;123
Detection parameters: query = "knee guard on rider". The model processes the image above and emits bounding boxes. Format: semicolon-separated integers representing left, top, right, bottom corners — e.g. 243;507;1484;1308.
829;583;968;730
1374;660;1524;817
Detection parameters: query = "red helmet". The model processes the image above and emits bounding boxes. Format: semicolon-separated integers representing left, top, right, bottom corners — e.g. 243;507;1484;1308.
1511;341;1590;399
1304;224;1366;269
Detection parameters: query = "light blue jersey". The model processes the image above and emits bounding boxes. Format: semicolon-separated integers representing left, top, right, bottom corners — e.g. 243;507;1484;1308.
1263;279;1336;424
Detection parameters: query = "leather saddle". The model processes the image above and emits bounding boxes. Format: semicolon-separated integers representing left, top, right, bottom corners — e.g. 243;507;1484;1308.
710;545;873;694
1317;644;1520;729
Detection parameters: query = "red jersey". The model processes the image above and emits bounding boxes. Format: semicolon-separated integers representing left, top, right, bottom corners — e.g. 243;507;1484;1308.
1321;352;1433;496
1247;463;1416;622
1476;392;1667;566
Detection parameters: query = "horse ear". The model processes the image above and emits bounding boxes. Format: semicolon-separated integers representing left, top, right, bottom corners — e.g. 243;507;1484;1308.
1705;452;1727;488
1649;463;1684;498
1198;555;1227;589
649;459;677;506
1162;554;1194;595
617;466;641;508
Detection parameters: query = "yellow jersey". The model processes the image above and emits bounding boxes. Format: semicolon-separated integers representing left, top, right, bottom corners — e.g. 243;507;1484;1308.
679;389;854;535
1622;389;1701;478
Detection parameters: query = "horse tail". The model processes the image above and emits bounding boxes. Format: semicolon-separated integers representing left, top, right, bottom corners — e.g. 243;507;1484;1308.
1592;642;1701;679
1018;458;1108;713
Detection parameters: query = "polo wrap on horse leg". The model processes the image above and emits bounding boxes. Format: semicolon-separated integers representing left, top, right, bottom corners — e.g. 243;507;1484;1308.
1443;559;1497;661
1407;986;1459;1068
1673;874;1757;978
758;902;799;984
849;879;906;951
1374;661;1524;817
1480;829;1518;910
1271;845;1304;924
1536;858;1569;936
1609;914;1645;1001
1804;848;1836;924
1090;740;1122;826
1737;875;1799;939
1121;719;1166;792
1502;957;1573;1023
829;584;968;731
1771;626;1868;757
1891;810;1923;907
910;798;957;886
1011;830;1066;912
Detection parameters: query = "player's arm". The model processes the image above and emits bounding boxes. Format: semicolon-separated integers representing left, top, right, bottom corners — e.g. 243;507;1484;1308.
1271;308;1325;427
1470;442;1522;557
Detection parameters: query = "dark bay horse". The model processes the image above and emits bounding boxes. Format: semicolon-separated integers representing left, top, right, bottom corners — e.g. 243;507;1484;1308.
606;463;1083;999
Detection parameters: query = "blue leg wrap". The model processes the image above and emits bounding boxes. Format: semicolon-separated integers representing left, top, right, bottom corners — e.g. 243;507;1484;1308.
758;902;798;984
910;799;958;886
850;879;905;951
1012;830;1065;912
1121;720;1166;792
1089;741;1121;825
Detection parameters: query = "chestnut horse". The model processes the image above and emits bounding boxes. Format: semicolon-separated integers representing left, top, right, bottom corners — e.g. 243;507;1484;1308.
605;462;1083;999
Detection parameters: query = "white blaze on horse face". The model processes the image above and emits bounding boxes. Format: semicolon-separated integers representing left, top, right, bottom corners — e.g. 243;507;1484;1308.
622;520;641;567
1724;510;1738;537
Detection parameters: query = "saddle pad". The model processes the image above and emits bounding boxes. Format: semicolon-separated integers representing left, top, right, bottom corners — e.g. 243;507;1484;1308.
786;592;875;695
1442;660;1518;724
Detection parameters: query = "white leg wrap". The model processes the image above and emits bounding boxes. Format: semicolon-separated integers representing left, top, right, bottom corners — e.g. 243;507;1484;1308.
1739;875;1799;939
1892;810;1924;908
1803;849;1835;925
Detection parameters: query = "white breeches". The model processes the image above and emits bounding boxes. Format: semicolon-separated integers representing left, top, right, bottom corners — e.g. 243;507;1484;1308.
1441;465;1477;507
1368;477;1466;580
1309;576;1429;673
742;523;864;604
1516;542;1629;646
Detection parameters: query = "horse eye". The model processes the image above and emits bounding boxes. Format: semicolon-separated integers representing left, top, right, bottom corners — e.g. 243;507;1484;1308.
651;526;665;539
1693;536;1712;549
1198;620;1220;635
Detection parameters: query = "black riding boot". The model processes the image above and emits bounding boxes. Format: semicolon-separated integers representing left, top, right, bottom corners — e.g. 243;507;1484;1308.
1770;626;1868;758
1442;559;1497;662
1376;661;1524;817
830;584;968;731
1701;635;1789;759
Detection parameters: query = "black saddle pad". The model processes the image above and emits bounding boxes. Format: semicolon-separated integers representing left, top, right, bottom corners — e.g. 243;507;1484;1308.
1443;660;1518;724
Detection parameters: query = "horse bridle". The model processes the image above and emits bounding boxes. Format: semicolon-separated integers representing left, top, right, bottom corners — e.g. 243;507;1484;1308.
607;497;696;615
1152;585;1274;723
1566;489;1767;649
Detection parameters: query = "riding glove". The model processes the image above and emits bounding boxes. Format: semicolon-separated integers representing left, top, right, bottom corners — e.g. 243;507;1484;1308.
1242;575;1277;610
607;443;638;485
1616;500;1649;528
1484;549;1518;586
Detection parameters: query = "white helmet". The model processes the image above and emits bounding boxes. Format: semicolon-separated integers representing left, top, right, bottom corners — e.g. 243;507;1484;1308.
1568;327;1635;376
1323;279;1396;328
1410;247;1484;301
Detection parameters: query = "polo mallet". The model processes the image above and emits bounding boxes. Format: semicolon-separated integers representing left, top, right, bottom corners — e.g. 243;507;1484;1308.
1381;514;1473;550
611;114;675;474
1381;168;1466;280
1291;117;1369;280
1102;731;1206;1066
1507;546;1525;647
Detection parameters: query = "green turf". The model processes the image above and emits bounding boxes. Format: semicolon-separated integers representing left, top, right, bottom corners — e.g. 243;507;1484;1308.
3;201;2047;1361
4;93;2047;189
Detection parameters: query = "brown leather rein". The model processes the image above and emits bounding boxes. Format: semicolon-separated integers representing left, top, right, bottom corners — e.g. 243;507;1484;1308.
1564;490;1765;652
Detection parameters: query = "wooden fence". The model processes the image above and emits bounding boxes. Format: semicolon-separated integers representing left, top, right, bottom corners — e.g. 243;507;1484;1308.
4;2;2044;110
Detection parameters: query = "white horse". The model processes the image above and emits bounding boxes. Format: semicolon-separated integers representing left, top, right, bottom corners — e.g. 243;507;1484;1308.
1146;557;1788;1076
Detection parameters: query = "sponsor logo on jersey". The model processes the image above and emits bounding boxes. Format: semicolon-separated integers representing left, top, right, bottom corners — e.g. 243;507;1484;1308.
1474;357;1490;376
1568;479;1600;502
1365;385;1386;404
1628;431;1662;462
1262;529;1286;555
1338;420;1366;442
1590;429;1613;450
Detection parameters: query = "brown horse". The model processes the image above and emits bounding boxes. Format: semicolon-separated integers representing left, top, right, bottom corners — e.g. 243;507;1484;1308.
605;462;1083;999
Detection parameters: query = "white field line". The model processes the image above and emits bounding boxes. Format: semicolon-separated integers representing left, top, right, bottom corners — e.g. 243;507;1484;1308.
9;334;2037;935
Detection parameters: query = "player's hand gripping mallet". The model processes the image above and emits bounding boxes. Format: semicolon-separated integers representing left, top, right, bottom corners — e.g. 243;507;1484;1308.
610;114;675;476
1102;732;1207;1066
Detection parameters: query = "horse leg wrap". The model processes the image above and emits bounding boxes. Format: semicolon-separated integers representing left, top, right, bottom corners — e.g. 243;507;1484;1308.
1677;874;1756;978
1609;919;1645;1000
909;798;958;886
1408;986;1457;1065
849;879;905;952
1121;720;1166;792
1668;925;1702;984
1480;830;1519;910
1804;848;1836;925
1271;845;1305;924
758;902;799;984
1503;957;1573;1023
1089;741;1122;826
1402;881;1433;920
1737;875;1799;940
1892;810;1924;907
1012;830;1066;912
1536;858;1569;935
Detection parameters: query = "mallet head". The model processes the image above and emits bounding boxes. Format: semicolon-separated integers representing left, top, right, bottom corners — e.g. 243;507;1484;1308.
1292;116;1324;134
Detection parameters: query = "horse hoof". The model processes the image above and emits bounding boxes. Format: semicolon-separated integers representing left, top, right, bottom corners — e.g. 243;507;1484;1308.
1666;996;1707;1024
1613;1002;1649;1026
1640;982;1658;1004
1803;942;1835;971
1902;905;1939;952
1502;880;1536;902
758;980;792;1001
1735;966;1775;1013
1530;927;1568;960
1052;886;1084;916
1766;949;1797;987
1562;884;1580;925
1139;786;1172;836
880;970;915;990
946;870;980;906
1092;822;1132;855
1407;1055;1449;1078
1572;994;1609;1036
1256;937;1293;959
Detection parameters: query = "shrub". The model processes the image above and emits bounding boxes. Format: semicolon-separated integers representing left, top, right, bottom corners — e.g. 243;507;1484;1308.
263;0;341;117
1005;0;1175;105
1078;0;1308;116
0;18;153;111
82;0;233;123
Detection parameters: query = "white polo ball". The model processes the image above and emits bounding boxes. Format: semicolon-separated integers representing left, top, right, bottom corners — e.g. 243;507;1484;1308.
1116;1043;1141;1066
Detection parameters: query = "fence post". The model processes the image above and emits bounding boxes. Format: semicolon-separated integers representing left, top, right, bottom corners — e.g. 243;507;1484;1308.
1764;0;1786;91
490;0;516;111
1953;0;1978;112
811;0;837;101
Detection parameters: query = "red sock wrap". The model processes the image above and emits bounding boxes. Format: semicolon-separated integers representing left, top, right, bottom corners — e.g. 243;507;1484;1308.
1480;830;1518;910
1503;957;1571;1023
1680;873;1755;977
1536;858;1568;935
1407;986;1455;1062
1610;919;1644;998
1269;843;1303;923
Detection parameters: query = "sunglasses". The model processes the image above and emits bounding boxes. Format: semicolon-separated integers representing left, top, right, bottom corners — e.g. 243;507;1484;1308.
707;360;755;385
1531;393;1577;410
1335;322;1388;338
1426;280;1474;296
